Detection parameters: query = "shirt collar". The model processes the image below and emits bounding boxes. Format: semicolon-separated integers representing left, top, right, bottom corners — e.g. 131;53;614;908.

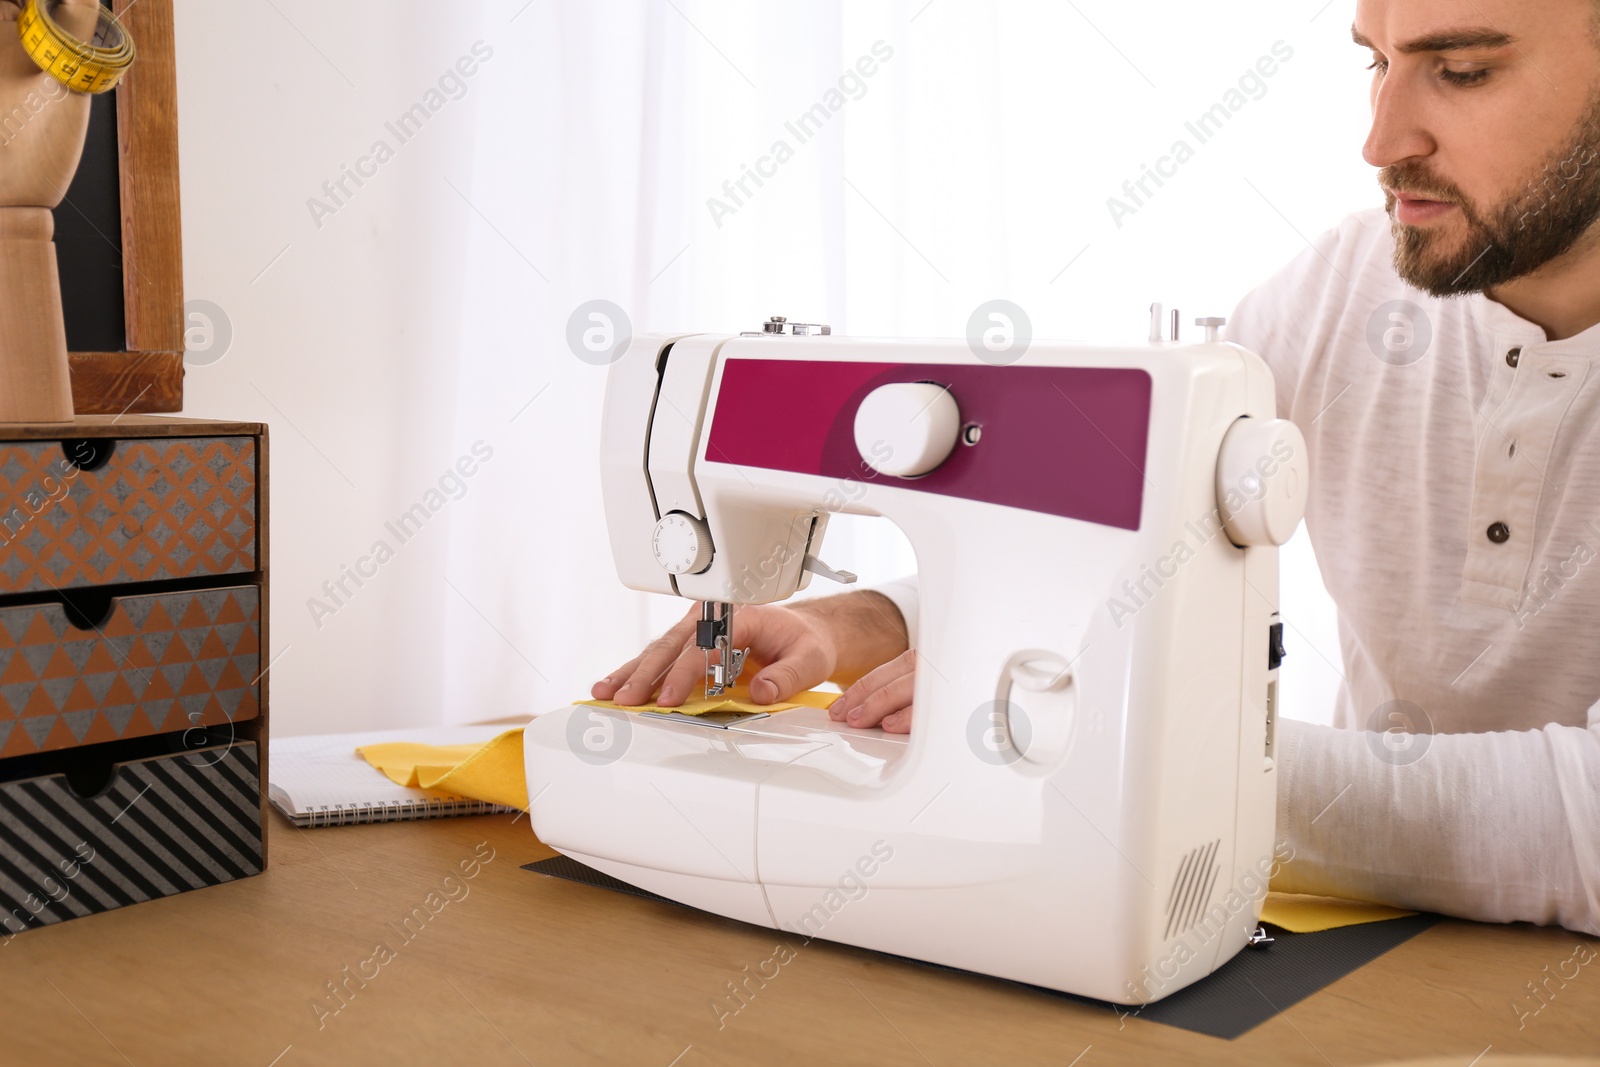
1473;291;1600;355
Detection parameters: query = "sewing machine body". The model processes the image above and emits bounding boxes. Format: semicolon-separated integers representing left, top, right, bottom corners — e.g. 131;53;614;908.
525;328;1295;1005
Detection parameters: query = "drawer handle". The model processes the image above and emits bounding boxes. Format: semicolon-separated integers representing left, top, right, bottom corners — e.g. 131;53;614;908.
61;589;115;631
62;438;115;472
64;756;116;800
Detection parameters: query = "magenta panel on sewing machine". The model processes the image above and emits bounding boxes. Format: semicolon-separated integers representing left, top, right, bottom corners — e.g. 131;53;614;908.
705;359;1152;531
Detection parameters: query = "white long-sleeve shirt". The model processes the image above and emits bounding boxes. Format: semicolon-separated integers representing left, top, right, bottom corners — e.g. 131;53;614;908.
875;208;1600;934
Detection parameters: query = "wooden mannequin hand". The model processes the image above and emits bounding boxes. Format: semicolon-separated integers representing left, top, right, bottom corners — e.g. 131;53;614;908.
0;0;98;208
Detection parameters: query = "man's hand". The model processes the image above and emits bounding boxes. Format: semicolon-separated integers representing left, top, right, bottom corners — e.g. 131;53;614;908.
826;649;915;734
0;0;97;207
592;589;914;732
592;601;839;708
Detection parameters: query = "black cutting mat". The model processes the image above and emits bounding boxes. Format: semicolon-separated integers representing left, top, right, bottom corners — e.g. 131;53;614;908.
527;854;676;903
523;855;1440;1039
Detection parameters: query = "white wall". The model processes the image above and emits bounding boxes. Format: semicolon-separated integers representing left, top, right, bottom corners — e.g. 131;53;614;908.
175;0;1368;735
174;1;491;732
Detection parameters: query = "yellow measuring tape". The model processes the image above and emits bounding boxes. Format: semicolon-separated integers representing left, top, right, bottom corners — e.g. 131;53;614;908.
16;0;136;95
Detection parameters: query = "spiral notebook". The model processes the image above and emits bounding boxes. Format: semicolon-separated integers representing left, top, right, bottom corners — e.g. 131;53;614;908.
269;727;519;828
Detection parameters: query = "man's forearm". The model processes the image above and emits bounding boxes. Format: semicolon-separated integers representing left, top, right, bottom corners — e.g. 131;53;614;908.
792;589;909;688
1273;717;1600;935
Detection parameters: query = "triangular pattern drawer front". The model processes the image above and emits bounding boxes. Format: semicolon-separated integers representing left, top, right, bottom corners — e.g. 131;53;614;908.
0;437;257;594
0;586;259;758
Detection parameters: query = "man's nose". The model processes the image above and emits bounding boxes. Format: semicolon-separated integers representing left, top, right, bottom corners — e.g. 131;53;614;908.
1363;72;1435;168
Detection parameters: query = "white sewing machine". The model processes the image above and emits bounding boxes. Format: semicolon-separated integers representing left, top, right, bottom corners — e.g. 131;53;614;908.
524;313;1308;1005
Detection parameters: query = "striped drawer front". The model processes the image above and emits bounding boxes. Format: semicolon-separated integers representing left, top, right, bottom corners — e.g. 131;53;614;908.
0;585;260;758
0;436;257;594
0;741;262;933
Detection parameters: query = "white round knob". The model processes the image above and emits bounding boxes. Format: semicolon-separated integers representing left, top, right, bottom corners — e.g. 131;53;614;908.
652;512;713;574
853;382;961;478
1215;417;1308;547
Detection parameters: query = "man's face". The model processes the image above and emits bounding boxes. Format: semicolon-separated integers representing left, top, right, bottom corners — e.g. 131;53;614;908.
1358;0;1600;294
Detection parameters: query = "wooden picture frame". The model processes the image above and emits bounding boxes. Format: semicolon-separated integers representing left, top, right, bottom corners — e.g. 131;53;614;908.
66;0;183;415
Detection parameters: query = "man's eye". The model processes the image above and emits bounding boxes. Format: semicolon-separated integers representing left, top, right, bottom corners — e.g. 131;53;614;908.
1367;57;1389;74
1440;67;1490;86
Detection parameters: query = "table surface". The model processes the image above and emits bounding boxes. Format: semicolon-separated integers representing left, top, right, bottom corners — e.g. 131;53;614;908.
3;809;1597;1067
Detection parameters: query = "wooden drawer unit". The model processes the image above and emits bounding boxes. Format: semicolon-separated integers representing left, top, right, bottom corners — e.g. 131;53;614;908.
0;417;269;933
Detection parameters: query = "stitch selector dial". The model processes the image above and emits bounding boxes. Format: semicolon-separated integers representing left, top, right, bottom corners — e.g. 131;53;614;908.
652;511;713;574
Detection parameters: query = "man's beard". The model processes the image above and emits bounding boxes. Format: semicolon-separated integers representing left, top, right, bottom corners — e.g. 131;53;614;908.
1384;91;1600;296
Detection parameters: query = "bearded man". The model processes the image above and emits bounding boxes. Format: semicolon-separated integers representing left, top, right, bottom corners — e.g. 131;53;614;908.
595;0;1600;935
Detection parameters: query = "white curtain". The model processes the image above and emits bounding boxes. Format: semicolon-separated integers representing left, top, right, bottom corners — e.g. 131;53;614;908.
176;0;1366;734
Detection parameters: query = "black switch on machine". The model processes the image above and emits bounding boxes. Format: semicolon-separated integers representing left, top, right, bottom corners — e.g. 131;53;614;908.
1268;622;1286;671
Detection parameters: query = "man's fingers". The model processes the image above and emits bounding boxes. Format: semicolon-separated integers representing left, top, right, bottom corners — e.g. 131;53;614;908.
830;647;918;728
611;613;698;705
590;652;644;700
749;639;832;705
830;649;916;721
844;668;914;729
655;645;717;707
749;660;799;705
611;639;681;704
601;601;841;710
879;705;914;734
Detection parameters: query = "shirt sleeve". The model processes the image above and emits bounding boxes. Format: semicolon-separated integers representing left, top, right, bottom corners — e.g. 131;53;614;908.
867;575;919;649
1224;283;1303;422
1271;705;1600;936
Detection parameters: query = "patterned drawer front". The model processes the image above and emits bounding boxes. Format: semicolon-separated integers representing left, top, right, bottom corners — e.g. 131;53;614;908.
0;585;260;758
0;436;257;594
0;741;262;933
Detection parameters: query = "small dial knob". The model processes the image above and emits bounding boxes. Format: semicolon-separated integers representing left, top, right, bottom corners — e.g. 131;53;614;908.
1215;417;1308;547
652;512;713;574
854;382;961;478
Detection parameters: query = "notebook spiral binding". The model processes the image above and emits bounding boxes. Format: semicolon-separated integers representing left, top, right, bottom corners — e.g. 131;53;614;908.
302;797;516;828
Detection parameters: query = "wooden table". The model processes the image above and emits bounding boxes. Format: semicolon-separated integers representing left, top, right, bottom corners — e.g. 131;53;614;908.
3;810;1597;1066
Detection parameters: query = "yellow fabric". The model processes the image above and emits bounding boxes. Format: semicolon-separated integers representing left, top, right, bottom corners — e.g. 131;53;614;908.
578;684;839;716
1259;891;1416;933
357;728;529;810
353;689;836;811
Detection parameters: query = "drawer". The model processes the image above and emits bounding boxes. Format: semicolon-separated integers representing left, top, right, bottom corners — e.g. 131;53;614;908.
0;585;260;758
0;740;262;933
0;436;257;594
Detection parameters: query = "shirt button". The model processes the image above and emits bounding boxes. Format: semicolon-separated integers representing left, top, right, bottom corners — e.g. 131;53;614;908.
1506;347;1522;368
1487;521;1511;543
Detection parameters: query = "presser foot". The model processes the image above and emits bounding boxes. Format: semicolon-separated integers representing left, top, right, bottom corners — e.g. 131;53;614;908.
703;642;748;698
